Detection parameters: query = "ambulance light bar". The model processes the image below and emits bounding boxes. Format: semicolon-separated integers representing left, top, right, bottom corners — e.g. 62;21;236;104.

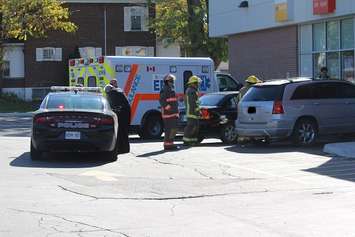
50;86;102;93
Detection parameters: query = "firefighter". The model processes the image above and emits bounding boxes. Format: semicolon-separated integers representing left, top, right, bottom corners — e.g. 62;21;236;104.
105;79;131;154
237;75;262;102
159;74;180;150
183;76;202;146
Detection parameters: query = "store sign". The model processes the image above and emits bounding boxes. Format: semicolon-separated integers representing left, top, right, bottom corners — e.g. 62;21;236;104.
274;0;293;22
313;0;336;15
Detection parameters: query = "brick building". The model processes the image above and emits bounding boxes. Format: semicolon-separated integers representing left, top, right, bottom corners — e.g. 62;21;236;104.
209;0;355;84
1;0;179;101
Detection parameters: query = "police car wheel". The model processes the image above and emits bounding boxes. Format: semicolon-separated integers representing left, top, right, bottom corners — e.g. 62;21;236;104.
142;115;163;139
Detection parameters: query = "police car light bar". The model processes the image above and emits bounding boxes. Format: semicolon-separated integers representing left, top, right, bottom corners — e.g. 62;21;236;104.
50;86;102;93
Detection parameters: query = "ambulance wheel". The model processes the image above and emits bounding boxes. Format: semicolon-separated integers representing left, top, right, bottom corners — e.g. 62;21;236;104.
141;114;163;139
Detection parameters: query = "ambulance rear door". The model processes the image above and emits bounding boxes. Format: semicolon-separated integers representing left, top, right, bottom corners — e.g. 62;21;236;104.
178;65;215;95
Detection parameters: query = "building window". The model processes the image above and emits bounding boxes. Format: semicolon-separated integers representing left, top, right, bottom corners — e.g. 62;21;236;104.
313;23;326;51
79;47;102;58
2;45;25;79
36;48;62;62
341;19;354;49
1;61;10;78
300;17;355;81
342;51;355;83
326;21;339;50
327;52;340;79
115;46;154;57
124;6;149;32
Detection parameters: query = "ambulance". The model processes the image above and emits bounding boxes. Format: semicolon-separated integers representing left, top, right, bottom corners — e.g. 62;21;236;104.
68;56;236;138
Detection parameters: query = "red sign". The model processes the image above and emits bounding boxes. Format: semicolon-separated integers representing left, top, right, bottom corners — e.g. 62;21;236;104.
313;0;336;15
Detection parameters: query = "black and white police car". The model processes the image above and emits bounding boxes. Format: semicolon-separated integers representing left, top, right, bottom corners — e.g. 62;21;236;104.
31;87;119;161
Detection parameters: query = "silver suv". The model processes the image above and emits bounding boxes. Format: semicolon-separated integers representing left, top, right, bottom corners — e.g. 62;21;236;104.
236;78;355;145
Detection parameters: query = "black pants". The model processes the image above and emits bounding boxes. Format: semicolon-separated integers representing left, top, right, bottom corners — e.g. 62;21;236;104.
163;118;178;148
116;112;130;154
183;118;200;144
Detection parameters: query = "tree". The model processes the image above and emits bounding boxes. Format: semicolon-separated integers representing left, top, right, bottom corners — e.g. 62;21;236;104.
150;0;227;67
0;0;77;76
0;0;77;41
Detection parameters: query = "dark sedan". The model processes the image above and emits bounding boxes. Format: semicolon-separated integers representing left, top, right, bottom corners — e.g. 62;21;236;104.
178;92;239;144
31;87;118;161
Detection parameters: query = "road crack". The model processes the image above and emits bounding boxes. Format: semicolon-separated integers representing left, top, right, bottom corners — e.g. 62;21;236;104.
58;185;269;201
9;208;131;237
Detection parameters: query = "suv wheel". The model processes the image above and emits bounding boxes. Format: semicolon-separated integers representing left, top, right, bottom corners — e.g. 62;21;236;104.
292;119;318;146
141;114;163;139
220;123;238;144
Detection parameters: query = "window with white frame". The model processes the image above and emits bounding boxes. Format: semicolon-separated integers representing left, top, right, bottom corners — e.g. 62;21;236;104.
299;17;355;83
36;47;62;62
115;46;154;57
2;45;25;79
1;61;10;78
79;47;102;58
124;6;149;32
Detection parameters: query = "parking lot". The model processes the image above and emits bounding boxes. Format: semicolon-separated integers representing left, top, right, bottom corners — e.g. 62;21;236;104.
2;114;355;236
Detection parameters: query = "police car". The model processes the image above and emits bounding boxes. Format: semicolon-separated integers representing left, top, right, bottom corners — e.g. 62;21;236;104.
30;87;119;161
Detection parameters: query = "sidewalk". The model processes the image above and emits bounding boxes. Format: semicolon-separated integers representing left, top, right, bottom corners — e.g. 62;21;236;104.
323;142;355;158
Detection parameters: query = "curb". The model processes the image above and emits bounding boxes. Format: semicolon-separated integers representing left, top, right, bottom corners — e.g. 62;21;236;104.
323;142;355;158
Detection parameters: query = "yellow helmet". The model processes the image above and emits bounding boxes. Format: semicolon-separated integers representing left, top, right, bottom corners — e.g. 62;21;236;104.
246;75;262;84
187;76;202;85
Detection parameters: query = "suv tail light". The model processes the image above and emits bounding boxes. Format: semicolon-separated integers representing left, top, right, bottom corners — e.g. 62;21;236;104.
201;108;210;120
272;101;284;114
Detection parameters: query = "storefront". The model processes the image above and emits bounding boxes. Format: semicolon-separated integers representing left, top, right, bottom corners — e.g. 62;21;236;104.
299;17;355;82
209;0;355;83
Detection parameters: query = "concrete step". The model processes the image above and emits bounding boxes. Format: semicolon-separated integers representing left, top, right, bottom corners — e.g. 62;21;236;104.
324;142;355;158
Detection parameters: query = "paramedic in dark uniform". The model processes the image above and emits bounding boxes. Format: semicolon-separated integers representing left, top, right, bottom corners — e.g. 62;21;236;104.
105;79;131;154
159;74;180;150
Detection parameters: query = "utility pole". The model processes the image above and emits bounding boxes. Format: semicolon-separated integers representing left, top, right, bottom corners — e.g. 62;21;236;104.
187;0;205;57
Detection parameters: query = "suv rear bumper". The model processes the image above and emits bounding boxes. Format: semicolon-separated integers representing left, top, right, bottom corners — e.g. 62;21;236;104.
236;121;293;140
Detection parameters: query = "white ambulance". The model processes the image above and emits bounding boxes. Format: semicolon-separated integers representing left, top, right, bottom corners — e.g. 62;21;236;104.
68;56;238;138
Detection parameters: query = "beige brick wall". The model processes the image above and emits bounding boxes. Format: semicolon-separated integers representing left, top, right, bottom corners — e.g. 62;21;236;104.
229;25;298;83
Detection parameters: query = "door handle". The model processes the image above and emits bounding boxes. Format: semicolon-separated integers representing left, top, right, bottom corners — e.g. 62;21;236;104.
313;102;320;106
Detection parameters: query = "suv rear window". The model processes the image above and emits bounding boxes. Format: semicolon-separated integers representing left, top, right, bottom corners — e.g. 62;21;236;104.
242;86;284;102
46;94;104;110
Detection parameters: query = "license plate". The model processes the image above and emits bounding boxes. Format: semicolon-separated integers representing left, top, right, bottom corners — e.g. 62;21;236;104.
65;131;81;140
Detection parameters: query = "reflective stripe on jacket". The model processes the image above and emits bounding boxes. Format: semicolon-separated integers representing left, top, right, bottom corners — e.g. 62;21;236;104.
185;86;200;119
159;84;179;119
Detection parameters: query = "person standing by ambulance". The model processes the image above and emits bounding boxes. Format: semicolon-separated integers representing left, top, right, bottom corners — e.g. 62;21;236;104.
105;79;131;154
159;74;179;150
183;76;202;146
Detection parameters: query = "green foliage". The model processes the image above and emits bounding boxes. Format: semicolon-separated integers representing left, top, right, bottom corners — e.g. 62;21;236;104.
150;0;227;66
0;0;77;41
0;93;37;112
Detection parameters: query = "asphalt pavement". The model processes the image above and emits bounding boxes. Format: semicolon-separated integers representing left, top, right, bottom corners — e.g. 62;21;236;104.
2;114;355;236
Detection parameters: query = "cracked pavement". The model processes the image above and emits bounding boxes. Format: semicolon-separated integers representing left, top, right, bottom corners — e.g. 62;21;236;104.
3;134;355;236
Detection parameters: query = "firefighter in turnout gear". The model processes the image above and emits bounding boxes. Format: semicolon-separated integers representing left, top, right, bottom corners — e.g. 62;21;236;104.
237;75;262;102
183;76;202;146
159;74;180;150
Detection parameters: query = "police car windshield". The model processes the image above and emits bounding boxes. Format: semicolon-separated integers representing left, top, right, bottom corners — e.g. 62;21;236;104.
46;94;104;110
199;94;225;106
